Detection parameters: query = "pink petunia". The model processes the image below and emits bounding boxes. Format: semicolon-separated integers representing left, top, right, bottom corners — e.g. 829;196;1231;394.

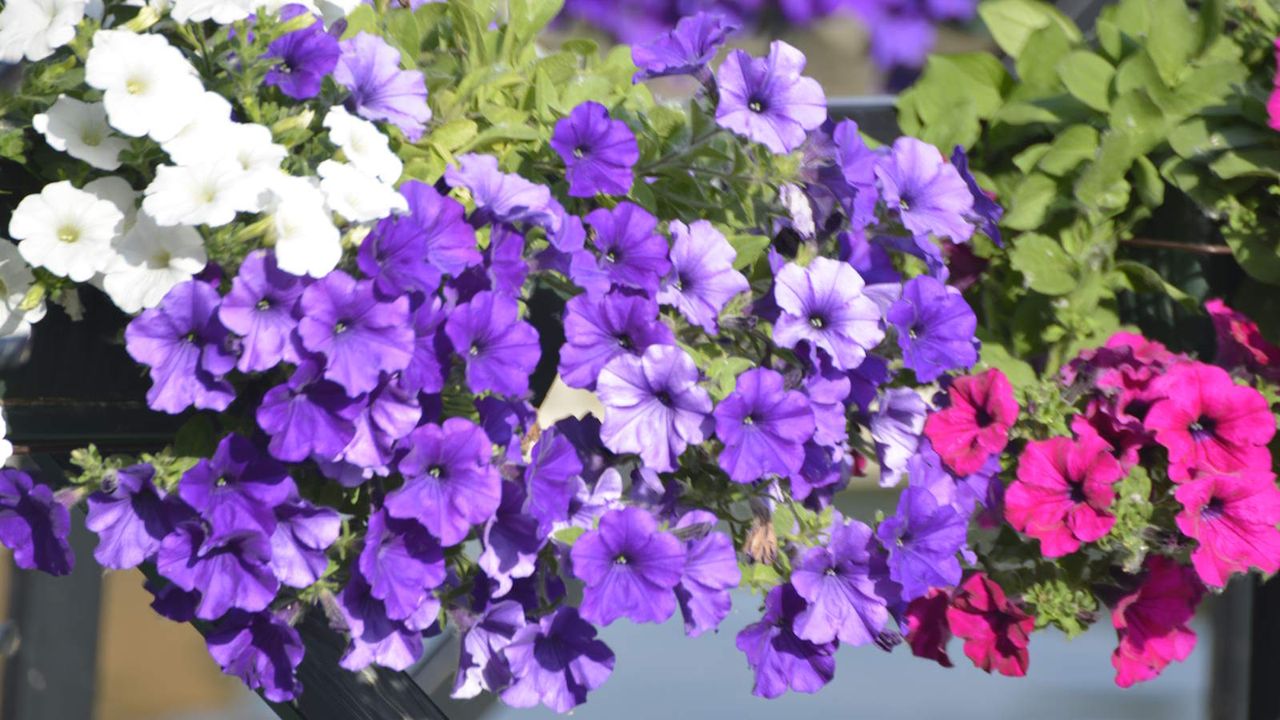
945;573;1034;677
1174;469;1280;587
923;369;1019;476
1206;298;1280;381
1145;363;1275;478
1005;433;1123;558
1111;556;1203;688
904;588;953;668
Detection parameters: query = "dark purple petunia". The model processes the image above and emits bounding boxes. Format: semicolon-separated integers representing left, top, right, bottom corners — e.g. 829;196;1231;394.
401;296;450;395
478;481;546;596
716;40;826;155
218;250;305;373
0;469;73;575
773;256;884;371
632;11;737;81
656;220;750;333
453;599;526;699
887;275;978;382
674;510;741;637
269;498;340;589
444;153;560;232
848;353;891;414
566;466;623;530
523;429;583;536
501;607;615;713
443;290;540;397
573;202;672;297
338;377;421;474
875;136;974;243
179;433;296;541
263;6;340;100
146;577;200;622
155;524;279;620
206;610;305;702
792;514;896;646
337;574;431;672
951;146;1003;246
551;101;639;197
359;508;446;621
830;120;881;229
876;486;968;602
597;345;712;473
559;292;675;390
386;418;502;546
296;270;413;396
736;583;837;699
714;368;816;483
402;180;482;274
357;218;441;299
125;280;236;414
571;507;686;625
256;361;360;463
85;463;188;570
484;223;529;297
334;32;430;140
476;395;537;465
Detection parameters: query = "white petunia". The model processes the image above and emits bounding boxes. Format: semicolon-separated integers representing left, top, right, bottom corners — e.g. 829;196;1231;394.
0;0;87;63
323;106;402;184
317;160;407;223
102;211;206;313
0;409;12;467
33;95;130;170
84;176;139;231
85;30;205;141
142;161;260;227
9;180;123;283
170;0;255;23
267;174;342;278
167;121;284;211
161;91;234;161
0;240;45;336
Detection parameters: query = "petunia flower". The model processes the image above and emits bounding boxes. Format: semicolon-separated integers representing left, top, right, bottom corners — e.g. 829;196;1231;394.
125;280;236;414
86;464;190;570
714;367;816;483
268;499;341;589
631;11;736;81
656;220;750;333
559;292;675;390
673;510;741;637
875;136;975;243
523;429;583;535
793;514;896;646
178;433;296;542
923;368;1019;476
1206;298;1280;381
773;257;884;371
1174;469;1280;587
736;583;837;699
715;41;826;155
316;159;407;222
256;361;360;463
1145;362;1275;478
444;153;560;231
218;250;305;373
444;291;541;397
877;486;967;601
206;610;305;703
264;174;342;278
1005;433;1123;558
500;607;615;713
452;599;525;699
33;95;128;171
0;469;73;576
334;33;431;141
296;270;413;396
155;524;279;621
945;572;1034;677
358;508;446;621
10;180;123;283
386;418;501;546
478;481;546;596
0;0;85;62
323;106;402;184
338;378;421;475
570;507;687;625
597;345;712;474
887;275;978;382
907;439;1002;520
401;180;482;275
84;30;204;142
1111;556;1203;688
336;574;431;672
101;211;207;314
264;7;340;100
904;588;954;667
551;101;639;197
573;202;672;297
951;146;1003;246
1269;38;1280;132
869;387;928;487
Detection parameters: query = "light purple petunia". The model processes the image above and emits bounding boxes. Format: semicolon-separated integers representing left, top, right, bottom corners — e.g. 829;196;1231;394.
832;119;880;228
386;418;501;546
713;368;816;483
909;439;1003;518
296;270;413;396
206;610;305;702
869;387;928;487
338;378;421;474
887;275;978;382
452;599;526;699
656;220;750;333
632;11;737;81
125;280;236;414
876;486;967;602
478;481;546;596
792;514;896;646
551;101;639;197
674;510;741;637
773;257;884;371
572;202;672;297
0;469;73;576
269;499;341;589
358;508;446;621
263;5;339;101
500;607;615;713
256;361;360;463
334;32;431;140
736;583;837;699
444;154;560;232
565;466;624;530
85;464;188;570
875;136;975;243
337;575;432;672
443;290;541;397
523;429;583;535
218;250;305;373
155;524;279;620
596;345;712;474
403;180;482;273
571;507;687;625
805;364;852;449
715;40;826;155
178;433;296;541
559;292;675;390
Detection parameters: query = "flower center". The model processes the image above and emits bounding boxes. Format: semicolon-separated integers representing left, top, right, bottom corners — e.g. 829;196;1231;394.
573;146;586;159
215;476;228;488
428;465;444;478
748;97;766;113
1189;415;1217;440
57;225;80;244
1068;480;1087;505
333;320;348;334
469;343;481;357
908;324;922;339
824;567;838;576
183;331;198;343
974;406;994;428
1203;496;1226;520
655;390;674;407
125;76;148;95
743;413;758;426
615;334;634;351
604;249;619;264
809;314;826;329
146;250;172;269
614;554;630;566
257;298;271;311
81;130;103;147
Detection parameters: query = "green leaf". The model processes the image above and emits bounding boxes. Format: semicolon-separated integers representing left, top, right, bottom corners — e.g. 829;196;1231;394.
428;119;478;151
980;342;1039;387
1009;233;1077;295
1208;149;1280;180
978;0;1080;58
1056;50;1114;112
1114;260;1195;309
1074;131;1136;216
1169;119;1274;162
706;355;753;400
1002;173;1058;231
1015;23;1074;90
554;526;586;545
1131;155;1164;208
385;9;421;64
0;128;26;163
1146;0;1199;85
1036;124;1098;176
340;4;378;38
728;232;770;270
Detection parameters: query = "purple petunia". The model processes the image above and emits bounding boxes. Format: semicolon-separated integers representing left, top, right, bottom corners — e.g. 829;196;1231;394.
386;418;501;546
716;41;826;155
444;290;540;397
357;218;442;299
85;464;188;570
869;387;928;487
359;508;446;621
573;202;672;297
269;499;341;589
453;599;526;699
218;250;305;373
337;574;431;672
155;524;279;621
656;220;750;333
909;440;1002;519
125;280;236;414
334;33;431;141
674;510;741;637
792;514;896;646
876;486;968;602
206;610;305;702
402;181;481;274
632;11;737;81
596;345;713;474
551;101;639;197
256;361;360;463
179;433;296;541
263;6;340;100
0;469;73;576
773;257;884;371
478;481;546;596
714;368;816;483
736;583;837;699
296;270;413;396
571;507;687;625
523;429;583;535
559;292;675;390
805;365;852;449
500;607;615;713
876;136;975;243
338;378;421;475
445;154;560;232
951;146;1003;246
887;275;978;382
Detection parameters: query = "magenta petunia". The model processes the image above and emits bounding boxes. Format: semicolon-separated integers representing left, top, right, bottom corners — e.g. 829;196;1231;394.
570;507;686;625
904;588;954;668
923;368;1019;476
1145;362;1275;478
945;573;1034;677
1005;433;1123;558
1174;469;1280;587
1111;556;1203;688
